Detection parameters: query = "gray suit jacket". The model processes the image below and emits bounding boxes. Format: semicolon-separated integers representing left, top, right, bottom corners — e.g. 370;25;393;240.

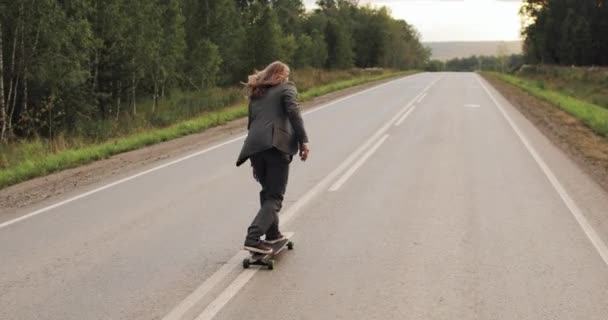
236;82;309;166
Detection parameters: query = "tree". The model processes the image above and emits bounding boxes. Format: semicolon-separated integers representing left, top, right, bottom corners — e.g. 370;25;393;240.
0;20;6;142
124;0;163;115
293;34;313;67
244;1;284;70
309;30;329;68
521;0;607;66
591;0;608;65
497;41;510;72
425;60;444;72
271;0;305;36
183;0;246;84
0;0;95;138
151;0;185;111
352;6;384;68
90;0;133;120
314;0;355;69
187;39;222;89
280;34;298;65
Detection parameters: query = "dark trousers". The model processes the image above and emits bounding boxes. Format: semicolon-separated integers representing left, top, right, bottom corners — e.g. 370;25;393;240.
245;148;291;244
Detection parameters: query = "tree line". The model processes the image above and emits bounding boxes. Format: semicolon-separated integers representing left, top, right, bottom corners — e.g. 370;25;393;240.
0;0;429;143
521;0;608;66
426;54;524;73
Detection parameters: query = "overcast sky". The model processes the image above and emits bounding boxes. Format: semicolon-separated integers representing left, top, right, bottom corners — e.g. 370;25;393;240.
303;0;523;42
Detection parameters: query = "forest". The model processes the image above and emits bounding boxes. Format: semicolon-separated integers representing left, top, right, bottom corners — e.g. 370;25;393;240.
426;54;524;73
0;0;430;143
521;0;608;66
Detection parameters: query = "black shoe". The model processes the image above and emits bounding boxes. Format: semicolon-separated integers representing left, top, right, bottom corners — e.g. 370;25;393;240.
244;242;273;255
264;233;287;244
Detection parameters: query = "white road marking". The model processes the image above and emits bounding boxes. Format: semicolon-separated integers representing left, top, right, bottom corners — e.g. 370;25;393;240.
194;269;258;320
395;104;418;127
324;78;439;193
477;75;608;267
464;104;481;108
193;232;295;320
161;251;249;320
417;92;428;103
182;76;443;320
328;134;390;192
0;74;423;230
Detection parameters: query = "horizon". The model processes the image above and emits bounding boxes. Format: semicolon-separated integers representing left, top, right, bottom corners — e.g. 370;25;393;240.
303;0;523;42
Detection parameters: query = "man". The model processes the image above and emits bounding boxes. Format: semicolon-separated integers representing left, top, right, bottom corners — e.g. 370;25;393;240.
236;61;310;254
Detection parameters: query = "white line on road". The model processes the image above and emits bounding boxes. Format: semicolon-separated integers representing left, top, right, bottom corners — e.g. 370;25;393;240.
194;269;258;320
395;104;418;127
327;78;444;193
0;74;423;230
161;251;249;320
328;134;390;192
477;75;608;267
464;104;481;108
417;92;428;103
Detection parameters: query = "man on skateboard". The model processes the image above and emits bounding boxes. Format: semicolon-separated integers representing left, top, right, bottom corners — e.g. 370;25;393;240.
236;61;310;255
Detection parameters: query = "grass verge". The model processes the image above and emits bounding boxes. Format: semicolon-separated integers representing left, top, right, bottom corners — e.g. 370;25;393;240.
483;72;608;137
0;70;416;189
515;65;608;108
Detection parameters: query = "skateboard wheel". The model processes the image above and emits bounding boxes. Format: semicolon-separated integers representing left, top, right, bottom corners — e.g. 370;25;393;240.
267;260;275;270
287;241;294;250
243;259;250;269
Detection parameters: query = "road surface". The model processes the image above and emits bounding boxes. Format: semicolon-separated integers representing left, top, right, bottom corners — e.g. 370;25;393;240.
1;73;608;320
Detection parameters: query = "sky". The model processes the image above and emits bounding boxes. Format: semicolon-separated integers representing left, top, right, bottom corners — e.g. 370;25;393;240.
303;0;524;42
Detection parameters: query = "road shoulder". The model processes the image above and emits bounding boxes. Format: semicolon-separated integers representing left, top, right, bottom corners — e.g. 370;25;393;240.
481;73;608;254
481;73;608;193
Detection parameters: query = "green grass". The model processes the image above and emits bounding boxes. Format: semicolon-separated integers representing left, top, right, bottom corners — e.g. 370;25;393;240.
516;65;608;109
484;71;608;137
0;70;416;189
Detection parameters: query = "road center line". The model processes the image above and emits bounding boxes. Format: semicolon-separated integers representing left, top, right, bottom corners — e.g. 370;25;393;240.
194;269;258;320
477;75;608;267
161;251;249;320
0;74;422;230
327;77;442;192
417;92;428;103
329;134;390;192
395;104;418;127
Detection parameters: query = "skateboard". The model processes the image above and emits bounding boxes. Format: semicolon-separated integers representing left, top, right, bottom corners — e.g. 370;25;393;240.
243;233;294;270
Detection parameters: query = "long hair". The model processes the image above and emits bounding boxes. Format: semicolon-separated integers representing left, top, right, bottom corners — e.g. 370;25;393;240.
245;61;290;99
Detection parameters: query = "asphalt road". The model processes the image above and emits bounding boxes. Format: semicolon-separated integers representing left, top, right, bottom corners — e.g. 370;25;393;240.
2;73;608;320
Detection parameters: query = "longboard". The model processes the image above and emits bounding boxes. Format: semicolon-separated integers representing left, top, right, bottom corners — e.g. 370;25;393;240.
243;232;294;270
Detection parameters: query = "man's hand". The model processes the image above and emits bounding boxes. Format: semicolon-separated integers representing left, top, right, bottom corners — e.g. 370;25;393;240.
299;143;310;162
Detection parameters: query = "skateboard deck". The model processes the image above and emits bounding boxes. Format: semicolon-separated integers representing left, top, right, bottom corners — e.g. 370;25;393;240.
243;232;294;270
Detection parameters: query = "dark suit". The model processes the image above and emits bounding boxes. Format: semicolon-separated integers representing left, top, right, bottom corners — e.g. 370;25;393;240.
237;82;309;245
236;82;309;167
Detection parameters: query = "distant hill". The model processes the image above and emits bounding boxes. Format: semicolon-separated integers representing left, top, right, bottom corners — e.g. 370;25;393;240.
424;41;523;61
